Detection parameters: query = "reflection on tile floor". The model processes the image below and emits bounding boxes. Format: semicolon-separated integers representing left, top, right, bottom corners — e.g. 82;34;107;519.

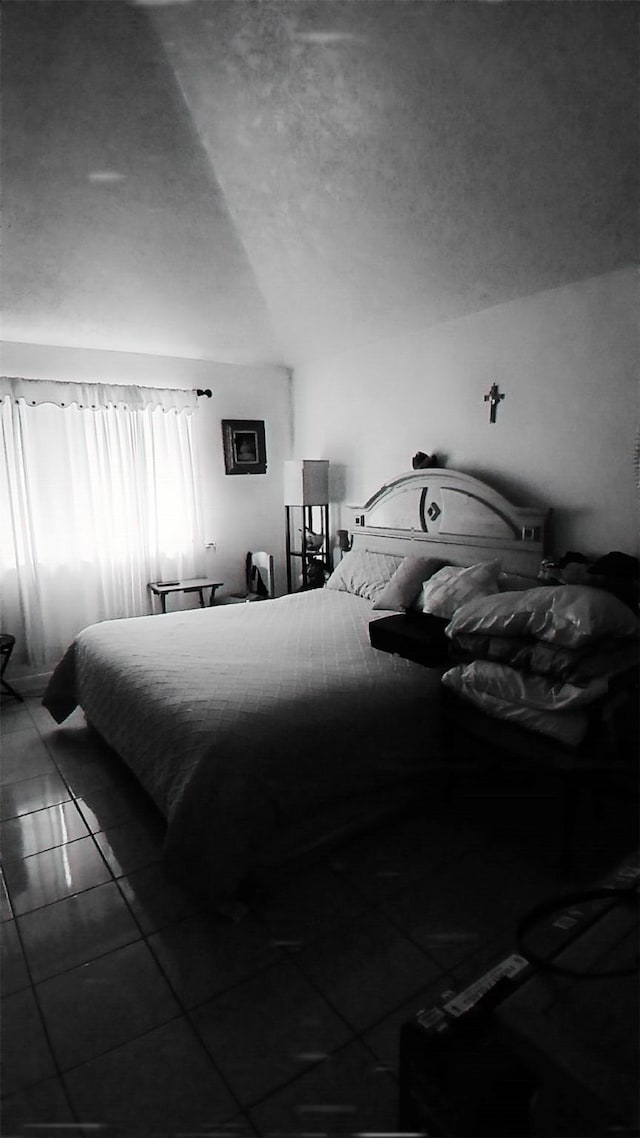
1;693;636;1136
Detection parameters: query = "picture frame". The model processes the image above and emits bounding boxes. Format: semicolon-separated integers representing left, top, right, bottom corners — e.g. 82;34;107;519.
221;419;267;475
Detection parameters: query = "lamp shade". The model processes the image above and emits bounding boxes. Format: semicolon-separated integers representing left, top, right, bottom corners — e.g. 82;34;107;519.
284;460;329;505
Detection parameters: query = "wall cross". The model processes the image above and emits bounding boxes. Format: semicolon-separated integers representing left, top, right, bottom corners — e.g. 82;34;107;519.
484;383;505;424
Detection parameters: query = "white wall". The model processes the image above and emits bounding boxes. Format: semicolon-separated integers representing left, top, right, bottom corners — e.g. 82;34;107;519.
291;267;639;562
1;342;292;601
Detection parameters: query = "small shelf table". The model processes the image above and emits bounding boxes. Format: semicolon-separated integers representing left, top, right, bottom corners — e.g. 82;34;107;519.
285;502;330;592
148;578;224;614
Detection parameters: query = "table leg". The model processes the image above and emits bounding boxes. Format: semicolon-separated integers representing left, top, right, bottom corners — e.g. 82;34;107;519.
161;595;167;614
1;678;24;701
197;589;205;608
208;586;219;606
0;640;24;702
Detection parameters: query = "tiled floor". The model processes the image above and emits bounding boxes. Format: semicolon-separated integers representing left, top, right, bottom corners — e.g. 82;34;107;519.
1;692;636;1137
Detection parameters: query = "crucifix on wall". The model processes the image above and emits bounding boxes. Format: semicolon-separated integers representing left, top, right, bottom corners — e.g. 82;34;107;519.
484;383;505;424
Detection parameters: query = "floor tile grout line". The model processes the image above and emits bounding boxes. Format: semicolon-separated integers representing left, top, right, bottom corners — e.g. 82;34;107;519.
14;926;146;989
8;824;248;1098
2;772;97;917
2;841;166;920
8;916;443;1128
0;867;15;923
1;792;93;842
20;856;255;1123
179;1007;248;1121
10;853;151;983
279;930;398;1040
1;827;94;866
53;1008;183;1077
55;1013;240;1132
124;917;277;1120
371;891;492;975
5;871;116;922
141;908;290;1015
1;794;163;866
261;875;473;1033
2;915;450;1119
4;931;224;1111
238;1030;389;1120
199;1026;360;1118
136;898;429;1118
2;892;85;1125
283;932;457;1044
0;796;75;825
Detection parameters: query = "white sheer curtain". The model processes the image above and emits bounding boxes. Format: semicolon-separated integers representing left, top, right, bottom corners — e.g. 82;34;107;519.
0;377;205;670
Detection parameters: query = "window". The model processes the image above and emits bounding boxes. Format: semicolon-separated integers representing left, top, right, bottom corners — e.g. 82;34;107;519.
1;378;205;668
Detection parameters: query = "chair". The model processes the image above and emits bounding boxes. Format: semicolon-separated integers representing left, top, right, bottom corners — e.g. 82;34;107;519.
220;552;275;604
245;551;274;599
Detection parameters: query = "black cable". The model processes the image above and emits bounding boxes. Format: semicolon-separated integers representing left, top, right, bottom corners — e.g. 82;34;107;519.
516;883;639;979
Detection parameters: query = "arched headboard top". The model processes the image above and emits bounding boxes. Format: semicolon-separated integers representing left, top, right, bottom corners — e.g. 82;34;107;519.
348;469;550;577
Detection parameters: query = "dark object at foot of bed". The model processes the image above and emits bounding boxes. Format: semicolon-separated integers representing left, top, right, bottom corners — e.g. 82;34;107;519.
398;853;639;1137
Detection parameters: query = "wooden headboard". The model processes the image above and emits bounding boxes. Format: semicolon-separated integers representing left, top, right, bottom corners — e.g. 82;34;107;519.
348;469;549;578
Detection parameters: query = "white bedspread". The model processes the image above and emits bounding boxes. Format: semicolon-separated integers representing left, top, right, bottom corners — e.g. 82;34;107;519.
44;590;444;902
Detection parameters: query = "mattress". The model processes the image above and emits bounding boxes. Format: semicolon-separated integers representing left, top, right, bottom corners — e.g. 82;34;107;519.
44;589;445;904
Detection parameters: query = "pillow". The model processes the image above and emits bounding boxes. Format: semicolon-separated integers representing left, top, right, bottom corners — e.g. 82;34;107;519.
371;554;445;611
449;633;639;684
498;571;542;592
445;584;639;649
325;548;403;602
420;560;502;620
443;659;608;712
441;665;589;747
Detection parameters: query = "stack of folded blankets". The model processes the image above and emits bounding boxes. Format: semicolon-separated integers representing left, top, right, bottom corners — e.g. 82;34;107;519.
440;583;639;748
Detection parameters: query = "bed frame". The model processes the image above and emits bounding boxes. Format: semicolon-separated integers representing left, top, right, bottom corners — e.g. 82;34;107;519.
347;468;549;577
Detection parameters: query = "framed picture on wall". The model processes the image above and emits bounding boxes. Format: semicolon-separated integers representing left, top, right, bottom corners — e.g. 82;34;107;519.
222;419;267;475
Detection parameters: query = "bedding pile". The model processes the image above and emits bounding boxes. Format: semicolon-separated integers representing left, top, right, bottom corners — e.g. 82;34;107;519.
441;584;639;746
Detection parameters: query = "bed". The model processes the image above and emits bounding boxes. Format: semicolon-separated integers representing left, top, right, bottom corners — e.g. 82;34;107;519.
44;468;556;907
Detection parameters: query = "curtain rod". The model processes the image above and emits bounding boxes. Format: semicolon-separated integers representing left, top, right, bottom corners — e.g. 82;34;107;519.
196;389;212;398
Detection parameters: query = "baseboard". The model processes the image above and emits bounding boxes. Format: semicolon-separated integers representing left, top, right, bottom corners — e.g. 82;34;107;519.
6;671;53;698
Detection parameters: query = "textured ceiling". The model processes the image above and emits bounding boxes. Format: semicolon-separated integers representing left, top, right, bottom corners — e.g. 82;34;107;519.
1;0;283;362
2;0;638;366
